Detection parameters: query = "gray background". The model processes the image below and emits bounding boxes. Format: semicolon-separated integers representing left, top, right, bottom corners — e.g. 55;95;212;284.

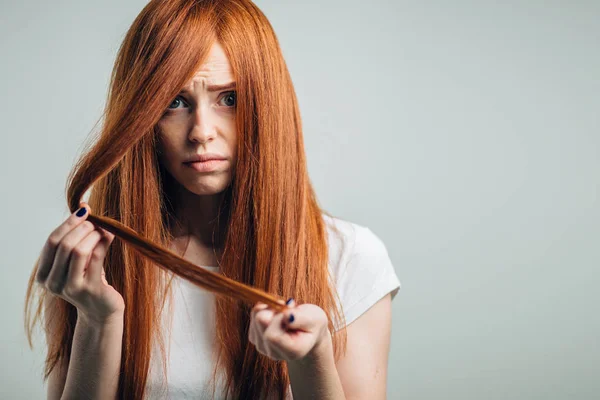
1;1;598;399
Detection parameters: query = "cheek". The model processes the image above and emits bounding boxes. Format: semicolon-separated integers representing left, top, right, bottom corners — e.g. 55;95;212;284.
156;125;183;161
225;120;238;155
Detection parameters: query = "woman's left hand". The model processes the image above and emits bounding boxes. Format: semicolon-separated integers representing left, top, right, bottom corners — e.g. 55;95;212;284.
249;299;331;362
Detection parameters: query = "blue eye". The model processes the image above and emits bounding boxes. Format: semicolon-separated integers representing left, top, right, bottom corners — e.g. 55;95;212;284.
219;91;236;107
168;96;188;110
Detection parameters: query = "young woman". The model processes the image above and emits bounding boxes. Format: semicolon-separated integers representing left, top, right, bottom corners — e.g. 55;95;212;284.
25;0;401;399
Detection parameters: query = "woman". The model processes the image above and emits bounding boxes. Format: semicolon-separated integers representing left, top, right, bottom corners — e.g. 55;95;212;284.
24;0;401;398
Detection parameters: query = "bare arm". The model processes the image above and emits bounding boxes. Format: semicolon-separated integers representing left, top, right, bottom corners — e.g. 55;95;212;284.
334;293;393;399
58;313;124;400
285;294;392;399
37;204;124;400
287;336;346;399
250;294;393;399
44;297;124;400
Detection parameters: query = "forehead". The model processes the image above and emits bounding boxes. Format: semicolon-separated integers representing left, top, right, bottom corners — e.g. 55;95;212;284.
182;41;233;89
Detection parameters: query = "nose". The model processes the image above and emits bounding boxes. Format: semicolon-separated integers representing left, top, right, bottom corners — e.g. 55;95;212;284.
188;104;217;144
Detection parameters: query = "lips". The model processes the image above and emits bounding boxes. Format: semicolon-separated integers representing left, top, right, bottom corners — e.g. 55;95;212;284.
184;158;227;173
183;153;227;163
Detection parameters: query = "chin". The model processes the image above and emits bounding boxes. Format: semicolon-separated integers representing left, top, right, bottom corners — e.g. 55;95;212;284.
183;176;232;196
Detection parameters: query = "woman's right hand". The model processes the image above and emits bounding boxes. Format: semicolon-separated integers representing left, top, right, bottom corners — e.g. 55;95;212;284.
36;202;124;325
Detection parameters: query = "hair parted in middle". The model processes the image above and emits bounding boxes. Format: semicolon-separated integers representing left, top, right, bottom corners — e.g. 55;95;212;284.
24;1;347;399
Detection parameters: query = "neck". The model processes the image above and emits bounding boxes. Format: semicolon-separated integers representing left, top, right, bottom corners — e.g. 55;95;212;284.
171;185;229;249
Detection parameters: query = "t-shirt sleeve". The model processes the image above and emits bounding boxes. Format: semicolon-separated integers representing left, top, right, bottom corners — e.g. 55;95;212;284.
332;225;401;332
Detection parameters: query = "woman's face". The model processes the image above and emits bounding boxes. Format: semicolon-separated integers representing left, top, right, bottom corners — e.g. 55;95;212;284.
156;41;237;196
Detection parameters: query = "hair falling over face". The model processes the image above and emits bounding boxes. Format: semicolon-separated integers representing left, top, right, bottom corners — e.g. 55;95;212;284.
23;1;347;399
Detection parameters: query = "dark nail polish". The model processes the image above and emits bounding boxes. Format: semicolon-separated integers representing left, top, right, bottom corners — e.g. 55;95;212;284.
288;314;294;323
76;207;87;217
286;297;294;305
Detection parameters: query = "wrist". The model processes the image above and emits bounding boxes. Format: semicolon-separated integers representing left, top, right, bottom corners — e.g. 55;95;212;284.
77;309;125;330
290;329;334;368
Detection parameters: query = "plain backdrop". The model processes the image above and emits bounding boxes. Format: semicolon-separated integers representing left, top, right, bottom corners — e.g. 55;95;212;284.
1;1;598;399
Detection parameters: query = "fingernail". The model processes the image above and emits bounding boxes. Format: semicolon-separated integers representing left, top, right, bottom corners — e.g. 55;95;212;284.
286;297;294;305
288;314;295;323
75;207;87;217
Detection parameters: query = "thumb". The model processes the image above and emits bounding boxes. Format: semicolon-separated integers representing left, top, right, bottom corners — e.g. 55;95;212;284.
283;304;321;332
79;202;93;216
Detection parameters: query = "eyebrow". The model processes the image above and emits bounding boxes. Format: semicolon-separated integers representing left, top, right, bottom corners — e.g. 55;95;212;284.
179;81;236;94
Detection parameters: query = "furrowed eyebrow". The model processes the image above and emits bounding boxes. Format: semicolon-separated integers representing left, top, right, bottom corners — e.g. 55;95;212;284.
207;82;236;92
179;82;236;94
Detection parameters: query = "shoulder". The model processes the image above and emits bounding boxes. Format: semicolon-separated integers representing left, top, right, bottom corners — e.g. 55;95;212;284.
321;213;401;331
323;213;389;260
322;213;393;277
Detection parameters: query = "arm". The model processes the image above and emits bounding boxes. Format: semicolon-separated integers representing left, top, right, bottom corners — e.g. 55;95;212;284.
287;335;346;399
37;203;124;400
58;313;124;400
288;293;393;400
45;295;124;400
333;293;392;399
45;295;68;400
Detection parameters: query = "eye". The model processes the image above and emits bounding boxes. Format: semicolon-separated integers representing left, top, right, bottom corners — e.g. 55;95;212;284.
167;96;189;110
218;91;236;107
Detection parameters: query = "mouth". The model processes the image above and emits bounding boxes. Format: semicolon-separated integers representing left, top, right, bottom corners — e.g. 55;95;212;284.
183;159;227;172
183;153;227;163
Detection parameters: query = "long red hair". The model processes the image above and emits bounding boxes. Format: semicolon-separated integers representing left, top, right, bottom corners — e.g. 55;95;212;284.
24;0;347;398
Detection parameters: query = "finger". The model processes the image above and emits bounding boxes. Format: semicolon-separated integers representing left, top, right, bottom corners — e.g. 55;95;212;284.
251;302;269;322
255;308;275;335
251;319;266;354
277;299;296;330
36;203;90;284
248;318;256;345
249;308;270;354
65;229;104;292
262;312;291;358
281;305;316;332
86;229;115;285
97;227;115;241
45;220;95;293
249;303;266;346
98;229;115;285
251;303;269;330
101;268;108;285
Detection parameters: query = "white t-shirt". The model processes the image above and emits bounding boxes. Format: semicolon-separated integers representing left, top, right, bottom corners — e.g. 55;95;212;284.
145;214;401;399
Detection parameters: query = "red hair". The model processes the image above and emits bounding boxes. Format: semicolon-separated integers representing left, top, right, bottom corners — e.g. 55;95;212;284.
24;0;347;399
